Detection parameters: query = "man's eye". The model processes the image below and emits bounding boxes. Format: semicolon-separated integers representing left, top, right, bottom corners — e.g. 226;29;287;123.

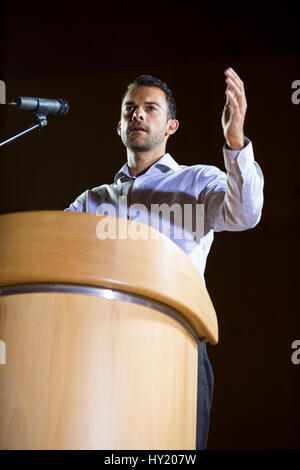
147;106;156;111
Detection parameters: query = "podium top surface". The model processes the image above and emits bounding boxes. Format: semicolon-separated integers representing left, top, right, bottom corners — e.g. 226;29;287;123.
0;211;218;344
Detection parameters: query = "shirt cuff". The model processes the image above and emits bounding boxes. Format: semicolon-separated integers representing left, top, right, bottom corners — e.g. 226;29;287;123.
223;137;255;175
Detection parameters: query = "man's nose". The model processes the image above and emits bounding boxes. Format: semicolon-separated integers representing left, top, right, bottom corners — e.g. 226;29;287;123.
132;106;144;121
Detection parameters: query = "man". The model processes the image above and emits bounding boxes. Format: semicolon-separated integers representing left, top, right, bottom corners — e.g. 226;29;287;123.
65;69;264;449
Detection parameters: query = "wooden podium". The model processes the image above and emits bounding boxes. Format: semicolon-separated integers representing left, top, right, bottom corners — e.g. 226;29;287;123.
0;211;218;450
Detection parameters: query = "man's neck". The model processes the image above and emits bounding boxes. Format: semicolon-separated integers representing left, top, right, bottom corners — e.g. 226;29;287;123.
127;148;166;177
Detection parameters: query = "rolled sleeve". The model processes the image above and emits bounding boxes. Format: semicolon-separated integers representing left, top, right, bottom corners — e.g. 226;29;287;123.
203;137;264;232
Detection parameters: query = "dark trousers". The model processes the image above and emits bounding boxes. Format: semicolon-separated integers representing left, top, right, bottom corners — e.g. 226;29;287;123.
196;342;214;450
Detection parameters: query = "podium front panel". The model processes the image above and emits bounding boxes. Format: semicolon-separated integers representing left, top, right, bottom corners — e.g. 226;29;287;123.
0;288;198;450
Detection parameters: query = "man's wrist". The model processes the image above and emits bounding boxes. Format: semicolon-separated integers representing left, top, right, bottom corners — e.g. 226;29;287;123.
226;137;245;150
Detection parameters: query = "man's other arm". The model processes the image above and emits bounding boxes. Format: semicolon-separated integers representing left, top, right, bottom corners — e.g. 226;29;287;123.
201;138;264;232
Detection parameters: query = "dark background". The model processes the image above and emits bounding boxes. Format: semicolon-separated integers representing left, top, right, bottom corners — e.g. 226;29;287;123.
0;2;299;449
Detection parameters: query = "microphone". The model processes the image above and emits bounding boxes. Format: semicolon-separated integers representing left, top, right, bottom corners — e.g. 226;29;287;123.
8;96;69;116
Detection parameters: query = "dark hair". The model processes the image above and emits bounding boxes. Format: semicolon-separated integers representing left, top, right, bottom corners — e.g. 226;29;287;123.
122;75;177;120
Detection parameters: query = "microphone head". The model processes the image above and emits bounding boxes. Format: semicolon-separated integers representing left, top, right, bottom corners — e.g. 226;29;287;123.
56;98;69;116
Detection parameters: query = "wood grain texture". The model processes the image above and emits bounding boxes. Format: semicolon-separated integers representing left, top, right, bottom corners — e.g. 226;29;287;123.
0;211;218;344
0;293;198;450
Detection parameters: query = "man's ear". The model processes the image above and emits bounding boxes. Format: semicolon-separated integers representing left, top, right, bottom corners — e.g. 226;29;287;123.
166;119;179;136
117;121;121;136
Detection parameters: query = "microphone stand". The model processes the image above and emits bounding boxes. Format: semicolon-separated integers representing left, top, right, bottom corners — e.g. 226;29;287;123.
0;113;48;148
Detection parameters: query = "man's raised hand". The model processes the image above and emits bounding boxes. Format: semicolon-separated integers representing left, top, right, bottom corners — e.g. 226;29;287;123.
222;67;247;150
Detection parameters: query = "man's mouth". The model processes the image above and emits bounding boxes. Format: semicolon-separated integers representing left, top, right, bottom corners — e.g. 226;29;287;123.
129;126;147;134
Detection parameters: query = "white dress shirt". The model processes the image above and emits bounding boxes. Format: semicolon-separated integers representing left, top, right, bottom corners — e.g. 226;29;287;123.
65;137;264;281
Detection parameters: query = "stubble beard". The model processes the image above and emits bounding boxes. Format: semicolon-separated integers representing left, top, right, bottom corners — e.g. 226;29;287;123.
121;128;166;152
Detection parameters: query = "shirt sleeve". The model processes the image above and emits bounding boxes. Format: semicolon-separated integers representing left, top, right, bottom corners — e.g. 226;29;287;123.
201;137;264;232
64;190;87;212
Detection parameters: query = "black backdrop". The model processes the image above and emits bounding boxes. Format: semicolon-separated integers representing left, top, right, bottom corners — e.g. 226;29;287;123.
0;2;299;450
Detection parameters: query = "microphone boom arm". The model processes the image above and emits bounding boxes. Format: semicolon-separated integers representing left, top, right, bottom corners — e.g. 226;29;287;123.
0;112;48;148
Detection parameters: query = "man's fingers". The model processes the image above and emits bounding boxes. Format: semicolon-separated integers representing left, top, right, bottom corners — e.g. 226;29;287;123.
226;74;243;95
225;68;247;111
226;77;244;109
223;69;247;146
225;67;244;88
225;88;240;114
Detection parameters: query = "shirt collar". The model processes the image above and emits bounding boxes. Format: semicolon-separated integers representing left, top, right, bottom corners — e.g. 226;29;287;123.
114;153;181;185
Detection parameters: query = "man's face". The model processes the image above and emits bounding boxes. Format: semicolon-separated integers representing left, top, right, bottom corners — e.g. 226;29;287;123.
117;86;177;152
